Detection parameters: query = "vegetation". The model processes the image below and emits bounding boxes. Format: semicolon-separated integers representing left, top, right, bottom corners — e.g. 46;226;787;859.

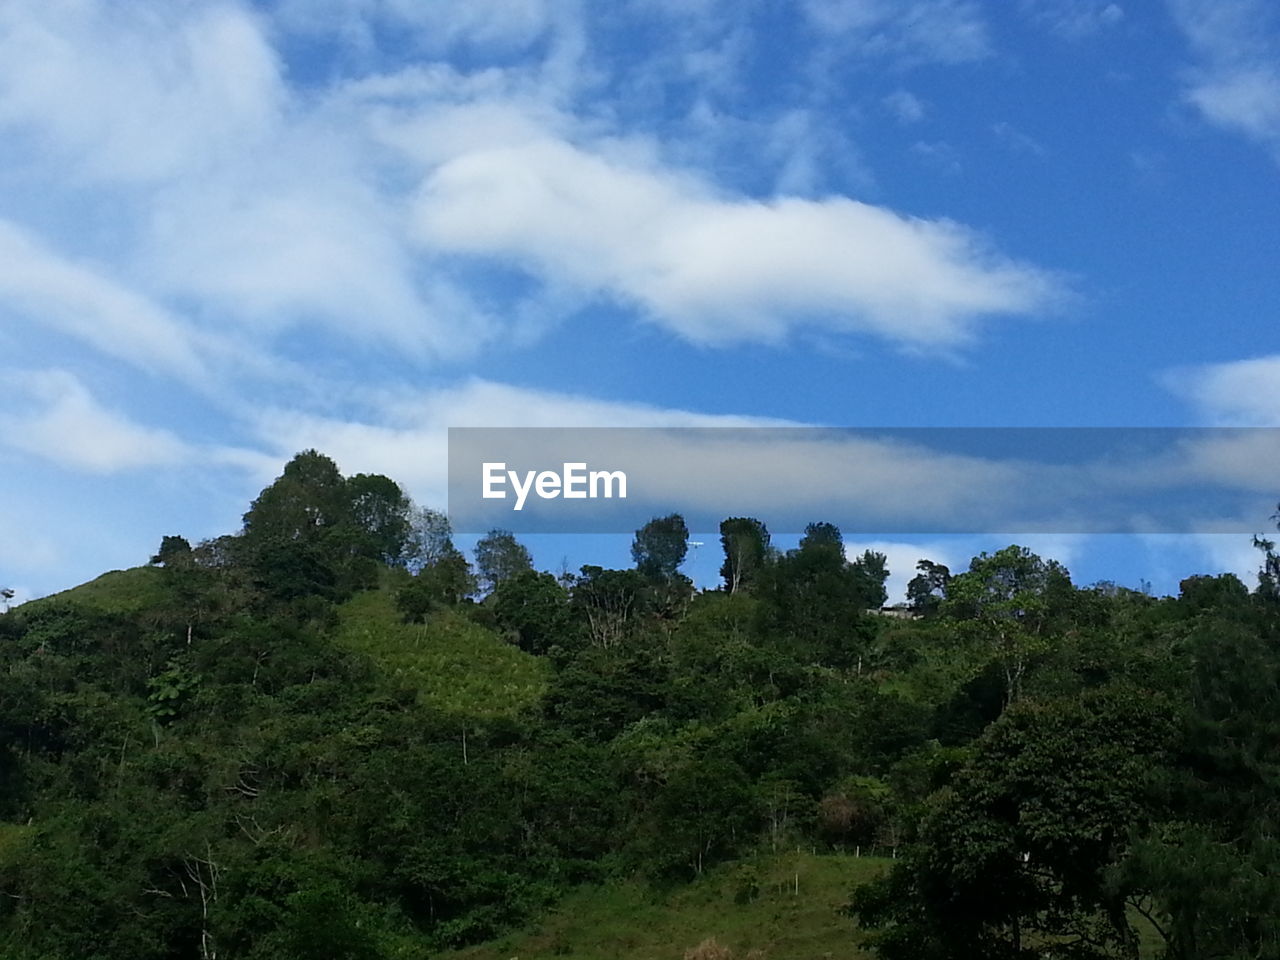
1;449;1278;958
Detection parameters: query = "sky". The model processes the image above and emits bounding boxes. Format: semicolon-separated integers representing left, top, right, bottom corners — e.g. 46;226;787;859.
2;0;1280;606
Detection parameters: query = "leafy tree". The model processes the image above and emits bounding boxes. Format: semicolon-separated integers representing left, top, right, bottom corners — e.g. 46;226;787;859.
150;535;192;567
572;565;649;647
944;545;1074;705
344;472;411;564
850;549;890;609
719;517;770;594
243;450;348;544
1121;612;1280;959
492;570;575;655
397;544;476;620
474;529;534;594
852;689;1175;960
632;514;689;582
402;505;454;572
756;521;874;669
799;521;843;556
906;559;950;616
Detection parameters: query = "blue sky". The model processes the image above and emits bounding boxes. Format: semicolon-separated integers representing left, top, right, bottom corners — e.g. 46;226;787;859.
2;0;1279;605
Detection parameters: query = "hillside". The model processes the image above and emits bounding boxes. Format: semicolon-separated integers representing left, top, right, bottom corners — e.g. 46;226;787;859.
442;851;887;960
20;565;169;616
333;585;547;720
1;453;1277;959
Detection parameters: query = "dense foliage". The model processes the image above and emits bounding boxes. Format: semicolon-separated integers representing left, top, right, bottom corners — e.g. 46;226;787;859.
0;450;1277;958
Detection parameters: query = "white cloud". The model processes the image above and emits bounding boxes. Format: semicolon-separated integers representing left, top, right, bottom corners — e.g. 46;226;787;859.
271;0;558;55
992;121;1047;157
414;135;1058;348
883;89;926;123
0;369;276;477
0;2;283;183
1;370;193;473
1165;354;1280;425
0;219;207;380
0;2;504;361
803;0;991;65
1169;0;1280;158
1195;533;1269;585
911;139;963;175
1020;0;1124;39
0;0;1060;369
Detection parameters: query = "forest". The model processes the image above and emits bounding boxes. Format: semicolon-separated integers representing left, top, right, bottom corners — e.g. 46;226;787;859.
0;449;1277;959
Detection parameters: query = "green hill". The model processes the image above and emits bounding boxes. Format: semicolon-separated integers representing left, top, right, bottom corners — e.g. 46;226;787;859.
442;851;887;960
21;565;168;616
333;585;547;720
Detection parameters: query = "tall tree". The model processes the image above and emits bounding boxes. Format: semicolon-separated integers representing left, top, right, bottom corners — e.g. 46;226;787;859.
906;559;951;616
850;550;890;609
572;565;649;647
944;545;1073;706
799;521;843;556
402;506;454;573
344;473;411;563
632;514;689;582
719;517;770;594
242;450;347;544
474;529;534;594
852;689;1175;960
150;535;192;567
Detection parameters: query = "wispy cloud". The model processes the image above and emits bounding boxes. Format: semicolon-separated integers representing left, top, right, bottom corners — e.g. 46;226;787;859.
0;369;275;476
0;220;207;381
1168;0;1280;159
1020;0;1124;40
415;134;1057;348
1165;354;1280;425
1;370;193;473
803;0;992;65
992;121;1048;156
883;89;927;123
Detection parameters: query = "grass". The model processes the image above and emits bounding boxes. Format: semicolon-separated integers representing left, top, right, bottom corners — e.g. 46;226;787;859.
18;566;168;617
333;587;548;721
441;851;889;960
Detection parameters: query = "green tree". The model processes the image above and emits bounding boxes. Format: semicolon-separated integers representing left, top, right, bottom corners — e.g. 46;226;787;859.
852;689;1175;960
492;570;576;655
571;565;649;647
944;545;1073;705
396;544;476;620
402;505;454;572
719;517;770;594
799;521;843;555
906;559;950;616
632;514;689;582
150;535;193;567
851;549;890;609
344;472;411;564
243;450;348;544
474;529;534;594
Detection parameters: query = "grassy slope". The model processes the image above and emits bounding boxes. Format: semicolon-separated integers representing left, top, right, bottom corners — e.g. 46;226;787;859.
19;566;168;616
442;851;889;960
21;569;547;722
333;587;547;720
